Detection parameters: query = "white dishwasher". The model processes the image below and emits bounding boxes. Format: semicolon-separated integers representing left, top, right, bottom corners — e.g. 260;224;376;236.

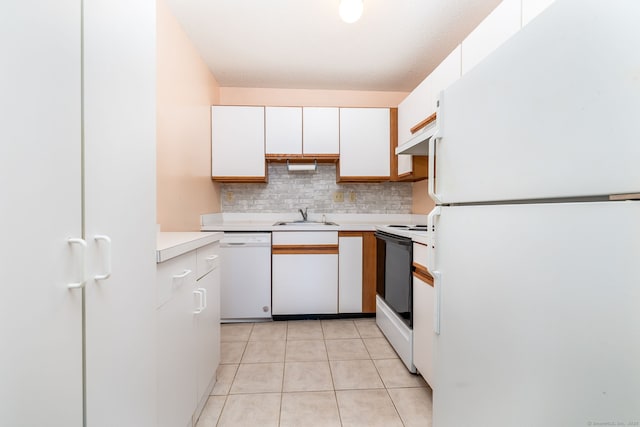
220;232;272;321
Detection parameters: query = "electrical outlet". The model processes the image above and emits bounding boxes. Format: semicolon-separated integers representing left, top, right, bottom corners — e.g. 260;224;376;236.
349;191;356;202
333;191;344;202
225;191;234;202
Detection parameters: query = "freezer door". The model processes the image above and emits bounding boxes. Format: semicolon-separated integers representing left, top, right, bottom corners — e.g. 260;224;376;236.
432;0;640;204
431;202;640;426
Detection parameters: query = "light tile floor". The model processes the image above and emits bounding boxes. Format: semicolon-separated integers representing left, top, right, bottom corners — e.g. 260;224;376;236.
196;319;433;427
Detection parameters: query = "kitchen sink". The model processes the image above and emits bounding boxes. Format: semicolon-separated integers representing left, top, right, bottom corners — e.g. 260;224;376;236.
273;220;339;226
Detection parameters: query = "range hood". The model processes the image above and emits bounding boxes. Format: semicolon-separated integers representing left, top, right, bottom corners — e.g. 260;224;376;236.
395;120;437;156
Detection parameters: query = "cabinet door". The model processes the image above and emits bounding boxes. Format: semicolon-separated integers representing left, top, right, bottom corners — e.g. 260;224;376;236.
303;107;339;155
265;107;302;155
426;45;461;114
212;106;266;180
413;275;434;386
339;235;363;313
272;254;338;315
157;254;198;427
1;1;83;426
461;0;521;75
194;260;220;410
338;108;390;181
397;79;431;178
82;1;157;425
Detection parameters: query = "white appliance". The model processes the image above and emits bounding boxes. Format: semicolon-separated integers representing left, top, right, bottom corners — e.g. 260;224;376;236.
220;233;272;321
427;1;640;426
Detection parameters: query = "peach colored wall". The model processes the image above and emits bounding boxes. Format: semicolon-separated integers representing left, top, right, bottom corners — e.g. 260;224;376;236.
219;87;408;108
412;179;436;214
157;0;221;231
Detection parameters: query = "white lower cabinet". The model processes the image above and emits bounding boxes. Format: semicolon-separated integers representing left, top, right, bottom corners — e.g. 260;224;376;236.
157;242;220;427
194;250;220;414
272;232;338;315
338;235;363;313
412;242;435;387
413;275;435;386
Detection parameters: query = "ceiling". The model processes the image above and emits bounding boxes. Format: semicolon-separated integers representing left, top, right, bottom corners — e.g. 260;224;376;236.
164;0;502;92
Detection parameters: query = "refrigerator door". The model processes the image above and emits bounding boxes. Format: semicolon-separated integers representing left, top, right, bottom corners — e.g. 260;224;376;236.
431;0;640;204
431;202;640;426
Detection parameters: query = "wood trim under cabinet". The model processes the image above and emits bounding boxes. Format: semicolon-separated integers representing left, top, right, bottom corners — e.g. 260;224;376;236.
211;176;268;183
410;112;437;134
266;154;339;163
362;232;377;313
338;231;364;238
272;244;339;255
390;108;398;180
412;262;434;286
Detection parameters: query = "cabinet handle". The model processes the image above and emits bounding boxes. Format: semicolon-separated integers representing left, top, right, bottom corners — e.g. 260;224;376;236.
94;235;112;281
193;289;204;314
433;271;442;335
205;255;218;261
173;269;191;279
67;238;87;289
198;287;207;309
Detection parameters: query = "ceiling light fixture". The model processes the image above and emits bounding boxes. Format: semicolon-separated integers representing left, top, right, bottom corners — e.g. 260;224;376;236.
339;0;363;24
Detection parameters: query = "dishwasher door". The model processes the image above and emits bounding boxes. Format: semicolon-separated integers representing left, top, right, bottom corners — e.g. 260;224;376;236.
220;233;272;321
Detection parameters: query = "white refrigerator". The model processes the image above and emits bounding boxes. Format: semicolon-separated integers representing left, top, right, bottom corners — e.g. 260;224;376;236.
426;1;640;426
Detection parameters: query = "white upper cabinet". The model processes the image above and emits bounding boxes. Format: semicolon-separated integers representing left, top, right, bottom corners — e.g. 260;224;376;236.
265;107;302;155
339;108;390;181
211;106;266;181
303;107;340;155
426;45;461;115
461;0;522;76
522;0;556;27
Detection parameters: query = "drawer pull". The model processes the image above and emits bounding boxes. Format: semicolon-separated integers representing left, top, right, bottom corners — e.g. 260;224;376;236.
173;269;191;280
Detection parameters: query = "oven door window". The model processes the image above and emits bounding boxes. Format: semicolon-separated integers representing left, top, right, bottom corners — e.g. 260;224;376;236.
385;241;412;325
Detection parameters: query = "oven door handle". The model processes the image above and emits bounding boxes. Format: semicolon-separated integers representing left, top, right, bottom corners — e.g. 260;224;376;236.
374;231;412;246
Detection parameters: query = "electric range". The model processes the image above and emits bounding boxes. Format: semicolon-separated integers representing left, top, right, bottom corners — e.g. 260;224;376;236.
374;224;430;373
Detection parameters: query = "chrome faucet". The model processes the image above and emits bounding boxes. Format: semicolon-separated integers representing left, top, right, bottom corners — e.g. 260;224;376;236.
298;207;308;221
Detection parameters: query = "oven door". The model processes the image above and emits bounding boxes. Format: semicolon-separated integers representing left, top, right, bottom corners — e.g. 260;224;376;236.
375;231;413;327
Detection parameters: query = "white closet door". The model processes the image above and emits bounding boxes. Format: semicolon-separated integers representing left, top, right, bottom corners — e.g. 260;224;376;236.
83;0;157;425
0;1;83;426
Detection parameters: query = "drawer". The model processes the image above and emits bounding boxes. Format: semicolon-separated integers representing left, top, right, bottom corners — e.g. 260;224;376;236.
272;231;338;245
156;251;197;308
196;242;220;279
413;242;429;269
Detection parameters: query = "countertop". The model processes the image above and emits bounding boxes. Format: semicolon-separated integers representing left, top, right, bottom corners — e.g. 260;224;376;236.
199;213;431;243
157;231;224;263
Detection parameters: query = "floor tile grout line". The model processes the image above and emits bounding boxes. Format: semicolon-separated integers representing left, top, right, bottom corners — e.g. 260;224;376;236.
217;320;426;426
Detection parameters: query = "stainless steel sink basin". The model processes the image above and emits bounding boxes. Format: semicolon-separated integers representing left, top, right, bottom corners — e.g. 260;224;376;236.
273;220;339;226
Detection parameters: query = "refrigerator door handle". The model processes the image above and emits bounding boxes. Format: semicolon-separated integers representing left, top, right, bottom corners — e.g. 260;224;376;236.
427;206;441;273
428;132;442;204
433;270;442;335
429;92;443;204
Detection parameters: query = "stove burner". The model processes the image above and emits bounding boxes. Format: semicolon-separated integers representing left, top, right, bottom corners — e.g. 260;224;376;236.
387;224;410;228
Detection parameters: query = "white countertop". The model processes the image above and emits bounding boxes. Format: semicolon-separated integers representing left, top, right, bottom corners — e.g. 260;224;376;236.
156;231;224;263
200;212;428;232
200;213;430;242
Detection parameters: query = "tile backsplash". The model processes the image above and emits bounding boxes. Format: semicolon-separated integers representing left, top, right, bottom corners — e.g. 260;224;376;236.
221;163;412;214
